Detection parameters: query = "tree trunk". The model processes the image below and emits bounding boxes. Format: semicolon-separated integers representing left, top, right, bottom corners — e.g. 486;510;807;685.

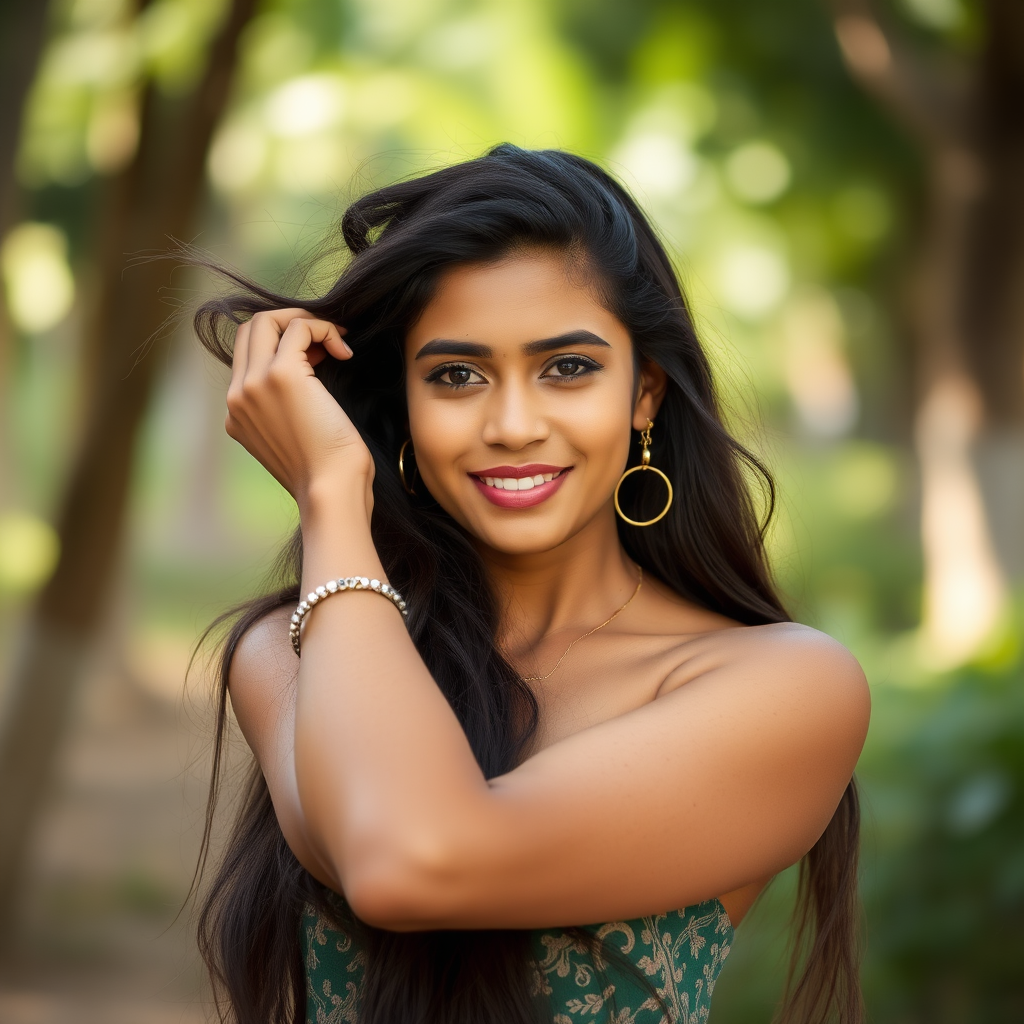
830;0;1022;664
0;0;53;508
0;2;50;233
0;0;257;938
911;144;1006;667
961;0;1024;581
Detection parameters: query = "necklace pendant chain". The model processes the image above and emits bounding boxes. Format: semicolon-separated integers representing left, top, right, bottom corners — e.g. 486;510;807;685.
521;567;643;683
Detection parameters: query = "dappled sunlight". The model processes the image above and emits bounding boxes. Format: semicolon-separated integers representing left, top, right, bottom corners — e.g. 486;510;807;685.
0;512;60;595
716;243;790;321
2;0;1021;1021
1;223;75;335
724;140;791;206
611;132;700;199
781;289;859;437
916;376;1007;669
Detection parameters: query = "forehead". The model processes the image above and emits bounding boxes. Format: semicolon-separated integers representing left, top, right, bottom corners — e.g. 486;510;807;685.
405;252;631;356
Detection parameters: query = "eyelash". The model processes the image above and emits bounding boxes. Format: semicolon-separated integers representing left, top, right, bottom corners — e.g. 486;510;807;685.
423;355;602;390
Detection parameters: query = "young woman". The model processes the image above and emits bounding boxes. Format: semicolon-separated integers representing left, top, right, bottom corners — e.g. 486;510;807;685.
195;144;869;1024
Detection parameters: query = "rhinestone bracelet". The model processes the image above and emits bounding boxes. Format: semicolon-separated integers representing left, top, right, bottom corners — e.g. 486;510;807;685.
289;576;408;656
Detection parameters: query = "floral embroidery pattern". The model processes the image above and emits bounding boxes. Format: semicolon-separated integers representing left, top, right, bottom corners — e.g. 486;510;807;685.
531;902;731;1024
302;906;364;1024
302;900;732;1024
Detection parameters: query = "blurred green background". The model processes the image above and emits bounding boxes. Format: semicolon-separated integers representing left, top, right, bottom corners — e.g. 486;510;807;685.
0;0;1021;1021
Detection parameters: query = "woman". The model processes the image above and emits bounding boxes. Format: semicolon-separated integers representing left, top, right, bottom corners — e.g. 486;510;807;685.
195;144;869;1024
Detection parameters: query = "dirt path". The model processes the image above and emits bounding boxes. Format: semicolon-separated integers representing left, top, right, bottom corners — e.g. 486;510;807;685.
0;630;242;1024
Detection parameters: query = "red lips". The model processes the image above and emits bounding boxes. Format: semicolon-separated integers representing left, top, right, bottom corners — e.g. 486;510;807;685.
469;465;572;509
469;464;567;478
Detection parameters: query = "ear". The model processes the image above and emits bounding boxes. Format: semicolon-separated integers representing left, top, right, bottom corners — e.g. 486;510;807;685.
632;360;668;431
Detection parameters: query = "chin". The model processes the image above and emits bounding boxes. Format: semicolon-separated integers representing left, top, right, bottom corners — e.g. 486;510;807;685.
432;486;586;556
470;518;577;556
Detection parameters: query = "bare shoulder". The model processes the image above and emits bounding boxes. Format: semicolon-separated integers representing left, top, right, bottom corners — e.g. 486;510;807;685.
721;619;865;672
227;605;297;743
734;620;868;699
660;620;870;760
665;618;866;689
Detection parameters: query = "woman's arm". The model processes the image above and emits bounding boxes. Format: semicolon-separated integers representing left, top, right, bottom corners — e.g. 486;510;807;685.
224;308;870;931
236;590;867;932
291;535;868;930
226;605;337;888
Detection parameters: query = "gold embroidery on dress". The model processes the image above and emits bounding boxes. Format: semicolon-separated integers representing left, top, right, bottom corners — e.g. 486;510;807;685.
302;900;733;1023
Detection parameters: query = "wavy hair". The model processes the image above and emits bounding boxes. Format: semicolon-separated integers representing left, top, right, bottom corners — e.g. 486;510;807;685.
193;144;861;1024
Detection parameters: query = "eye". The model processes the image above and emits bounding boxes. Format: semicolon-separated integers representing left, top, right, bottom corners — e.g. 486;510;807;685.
542;355;601;379
423;362;486;389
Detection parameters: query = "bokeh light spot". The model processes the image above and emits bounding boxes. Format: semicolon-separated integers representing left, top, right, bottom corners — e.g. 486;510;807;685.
725;141;791;204
717;244;790;320
265;74;347;138
208;119;268;193
902;0;964;30
0;512;60;594
1;223;76;334
86;90;140;172
782;290;858;436
611;133;699;199
419;15;498;71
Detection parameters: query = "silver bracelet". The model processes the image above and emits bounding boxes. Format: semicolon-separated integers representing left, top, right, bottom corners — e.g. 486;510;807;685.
289;576;408;656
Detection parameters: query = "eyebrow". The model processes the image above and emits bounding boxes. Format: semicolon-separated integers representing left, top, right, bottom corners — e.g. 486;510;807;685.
414;330;611;361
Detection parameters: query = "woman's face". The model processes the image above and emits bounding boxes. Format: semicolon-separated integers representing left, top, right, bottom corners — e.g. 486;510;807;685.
404;250;663;557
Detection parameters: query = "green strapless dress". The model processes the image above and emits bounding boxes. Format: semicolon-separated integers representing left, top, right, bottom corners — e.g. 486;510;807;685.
302;899;733;1023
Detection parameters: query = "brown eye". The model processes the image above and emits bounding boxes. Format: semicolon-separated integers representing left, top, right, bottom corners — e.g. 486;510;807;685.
424;363;485;388
554;360;583;376
545;356;599;379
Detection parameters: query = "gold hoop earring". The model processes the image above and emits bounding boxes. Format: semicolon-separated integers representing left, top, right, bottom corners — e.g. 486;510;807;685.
398;438;417;495
614;419;673;527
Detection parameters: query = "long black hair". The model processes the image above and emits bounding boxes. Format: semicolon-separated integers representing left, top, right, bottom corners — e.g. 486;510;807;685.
193;144;861;1024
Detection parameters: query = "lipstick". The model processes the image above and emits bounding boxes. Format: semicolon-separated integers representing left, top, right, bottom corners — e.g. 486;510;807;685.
468;464;572;509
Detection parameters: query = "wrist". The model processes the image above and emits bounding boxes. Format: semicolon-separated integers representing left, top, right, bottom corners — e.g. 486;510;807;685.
298;472;373;527
298;474;384;589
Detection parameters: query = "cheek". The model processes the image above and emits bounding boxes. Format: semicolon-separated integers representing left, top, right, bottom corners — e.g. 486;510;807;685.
566;398;634;481
405;393;467;494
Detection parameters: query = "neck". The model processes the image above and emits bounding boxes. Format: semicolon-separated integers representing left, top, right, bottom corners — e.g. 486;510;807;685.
474;502;640;650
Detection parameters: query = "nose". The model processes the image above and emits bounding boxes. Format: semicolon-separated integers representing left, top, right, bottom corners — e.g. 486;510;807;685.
480;377;550;451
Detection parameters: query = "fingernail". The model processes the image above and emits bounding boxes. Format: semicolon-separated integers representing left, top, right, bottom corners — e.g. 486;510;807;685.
343;342;354;355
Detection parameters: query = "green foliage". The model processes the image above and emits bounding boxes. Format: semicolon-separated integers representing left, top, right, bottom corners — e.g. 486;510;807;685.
714;653;1024;1024
5;0;1021;1019
859;662;1024;1023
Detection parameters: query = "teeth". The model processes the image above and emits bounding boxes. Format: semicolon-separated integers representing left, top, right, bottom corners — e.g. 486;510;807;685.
478;470;564;489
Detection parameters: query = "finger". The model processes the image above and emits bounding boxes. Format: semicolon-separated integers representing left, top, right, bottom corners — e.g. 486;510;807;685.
229;320;251;392
247;309;352;379
230;319;251;385
307;323;350;368
274;316;351;373
243;308;313;383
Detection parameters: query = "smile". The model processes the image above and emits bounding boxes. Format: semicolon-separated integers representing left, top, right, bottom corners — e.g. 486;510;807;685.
479;470;564;490
468;465;572;509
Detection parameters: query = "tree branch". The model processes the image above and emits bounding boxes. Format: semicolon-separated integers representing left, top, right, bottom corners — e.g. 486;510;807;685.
826;0;972;150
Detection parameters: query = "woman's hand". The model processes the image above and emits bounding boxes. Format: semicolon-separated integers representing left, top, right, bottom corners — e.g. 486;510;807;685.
224;309;373;514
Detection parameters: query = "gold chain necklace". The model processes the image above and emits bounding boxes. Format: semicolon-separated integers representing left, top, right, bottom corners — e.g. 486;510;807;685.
521;567;643;683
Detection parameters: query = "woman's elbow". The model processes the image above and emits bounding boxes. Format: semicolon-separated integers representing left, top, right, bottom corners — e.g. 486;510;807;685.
338;833;463;931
